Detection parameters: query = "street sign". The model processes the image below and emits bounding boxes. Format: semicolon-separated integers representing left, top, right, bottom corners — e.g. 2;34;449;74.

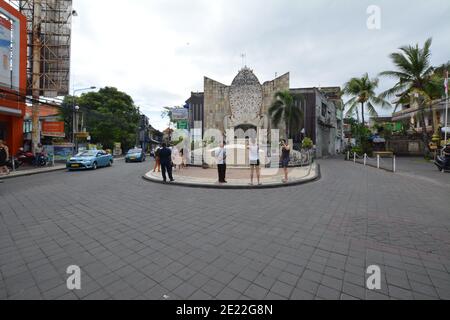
177;120;188;130
171;108;188;120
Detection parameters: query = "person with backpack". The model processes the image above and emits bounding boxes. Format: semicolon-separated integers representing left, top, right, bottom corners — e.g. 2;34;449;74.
0;140;10;176
153;145;161;172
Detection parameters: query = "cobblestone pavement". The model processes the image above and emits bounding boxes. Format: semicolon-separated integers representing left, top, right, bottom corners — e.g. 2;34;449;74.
0;158;449;300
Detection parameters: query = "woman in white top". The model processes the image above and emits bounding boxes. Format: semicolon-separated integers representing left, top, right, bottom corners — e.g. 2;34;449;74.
247;138;261;185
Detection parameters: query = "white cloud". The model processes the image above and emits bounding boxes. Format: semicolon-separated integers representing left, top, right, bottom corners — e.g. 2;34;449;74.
71;0;450;130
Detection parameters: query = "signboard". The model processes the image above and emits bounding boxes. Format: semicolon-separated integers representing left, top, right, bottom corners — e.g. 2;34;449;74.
42;121;65;137
53;143;74;161
171;108;188;121
0;5;22;92
75;132;90;139
0;15;11;88
177;120;188;130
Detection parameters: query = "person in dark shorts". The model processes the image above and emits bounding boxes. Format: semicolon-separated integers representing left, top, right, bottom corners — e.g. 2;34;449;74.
248;138;261;185
280;139;290;183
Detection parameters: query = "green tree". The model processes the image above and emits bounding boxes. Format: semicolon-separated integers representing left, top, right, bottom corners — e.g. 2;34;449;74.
379;38;440;155
343;73;391;125
59;87;141;152
269;90;304;140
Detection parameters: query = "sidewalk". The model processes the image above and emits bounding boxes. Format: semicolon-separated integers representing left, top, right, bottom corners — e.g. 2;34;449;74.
0;164;67;180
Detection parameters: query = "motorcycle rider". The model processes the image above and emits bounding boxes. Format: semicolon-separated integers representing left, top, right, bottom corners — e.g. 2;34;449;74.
34;143;46;166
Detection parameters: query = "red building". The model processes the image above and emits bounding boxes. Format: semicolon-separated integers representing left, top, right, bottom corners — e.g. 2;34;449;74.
0;0;27;155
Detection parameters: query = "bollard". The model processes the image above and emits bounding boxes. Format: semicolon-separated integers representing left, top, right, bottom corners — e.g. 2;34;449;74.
52;155;55;167
353;153;356;163
377;155;380;169
393;156;396;173
364;154;367;166
347;151;350;161
12;156;15;171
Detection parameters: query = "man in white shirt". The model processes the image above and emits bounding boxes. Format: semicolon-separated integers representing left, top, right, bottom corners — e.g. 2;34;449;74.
215;142;227;183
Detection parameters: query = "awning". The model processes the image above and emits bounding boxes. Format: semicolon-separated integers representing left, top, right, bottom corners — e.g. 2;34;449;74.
0;106;22;117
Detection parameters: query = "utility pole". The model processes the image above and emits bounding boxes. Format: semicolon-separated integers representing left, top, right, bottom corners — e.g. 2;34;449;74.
31;0;42;154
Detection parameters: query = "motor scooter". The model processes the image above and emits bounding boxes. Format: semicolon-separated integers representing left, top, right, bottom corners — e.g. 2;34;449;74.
434;155;450;172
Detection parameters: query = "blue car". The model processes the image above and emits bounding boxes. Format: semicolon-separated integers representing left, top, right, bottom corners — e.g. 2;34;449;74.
125;148;146;163
67;150;113;170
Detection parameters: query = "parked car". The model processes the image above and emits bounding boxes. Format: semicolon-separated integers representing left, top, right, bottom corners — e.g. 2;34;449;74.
67;150;113;170
125;148;146;163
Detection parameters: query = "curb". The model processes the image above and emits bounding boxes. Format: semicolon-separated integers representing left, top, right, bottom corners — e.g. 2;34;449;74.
142;164;321;190
0;166;67;180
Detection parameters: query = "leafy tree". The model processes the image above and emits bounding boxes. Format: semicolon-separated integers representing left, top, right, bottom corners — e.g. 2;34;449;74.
59;87;141;152
343;73;391;125
269;90;304;139
379;38;440;155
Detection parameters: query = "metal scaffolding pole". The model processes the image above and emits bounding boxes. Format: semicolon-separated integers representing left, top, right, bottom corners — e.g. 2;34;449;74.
31;0;41;153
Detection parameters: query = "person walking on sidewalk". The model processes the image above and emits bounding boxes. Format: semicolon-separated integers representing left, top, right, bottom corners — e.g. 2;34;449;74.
280;139;291;183
0;140;10;176
248;138;261;185
215;142;227;183
159;143;174;182
153;145;161;172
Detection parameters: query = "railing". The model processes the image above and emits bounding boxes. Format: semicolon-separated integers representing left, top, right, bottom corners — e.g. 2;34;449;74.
346;151;396;173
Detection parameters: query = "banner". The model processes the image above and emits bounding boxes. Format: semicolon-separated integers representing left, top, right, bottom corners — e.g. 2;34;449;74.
42;121;65;137
171;108;188;120
0;15;11;87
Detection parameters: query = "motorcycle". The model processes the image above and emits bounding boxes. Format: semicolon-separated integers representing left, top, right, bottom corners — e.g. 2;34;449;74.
34;153;48;167
434;155;450;172
16;150;35;166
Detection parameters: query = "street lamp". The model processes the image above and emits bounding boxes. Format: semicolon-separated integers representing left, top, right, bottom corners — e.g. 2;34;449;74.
72;86;96;154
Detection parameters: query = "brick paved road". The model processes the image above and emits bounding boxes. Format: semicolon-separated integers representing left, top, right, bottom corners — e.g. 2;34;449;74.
0;158;449;300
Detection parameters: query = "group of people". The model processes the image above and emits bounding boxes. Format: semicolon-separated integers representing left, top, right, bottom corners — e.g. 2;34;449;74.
149;139;292;184
214;138;291;185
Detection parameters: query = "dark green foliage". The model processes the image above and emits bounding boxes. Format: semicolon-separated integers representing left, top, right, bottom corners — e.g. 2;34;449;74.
59;87;140;152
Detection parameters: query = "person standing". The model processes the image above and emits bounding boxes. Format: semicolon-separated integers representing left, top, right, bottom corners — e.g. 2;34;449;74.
280;139;291;183
248;138;261;185
0;140;10;176
215;142;227;183
159;143;174;182
153;145;161;172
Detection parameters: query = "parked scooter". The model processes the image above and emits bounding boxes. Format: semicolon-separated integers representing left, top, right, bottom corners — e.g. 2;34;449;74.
434;144;450;172
32;152;48;167
16;148;35;166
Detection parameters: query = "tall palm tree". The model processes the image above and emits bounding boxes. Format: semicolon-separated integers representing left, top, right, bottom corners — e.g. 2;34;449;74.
343;73;391;125
379;38;437;155
269;91;304;140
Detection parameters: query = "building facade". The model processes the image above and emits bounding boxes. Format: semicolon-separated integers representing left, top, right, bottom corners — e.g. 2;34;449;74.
0;1;27;155
185;68;343;158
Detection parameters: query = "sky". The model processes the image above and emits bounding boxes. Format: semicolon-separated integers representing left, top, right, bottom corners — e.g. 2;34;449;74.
70;0;450;131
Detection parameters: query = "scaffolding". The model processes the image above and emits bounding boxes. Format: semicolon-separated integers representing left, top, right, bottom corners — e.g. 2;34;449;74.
8;0;72;97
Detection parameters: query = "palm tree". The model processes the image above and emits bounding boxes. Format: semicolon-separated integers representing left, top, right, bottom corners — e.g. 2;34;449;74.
269;90;304;140
379;38;437;155
343;73;391;125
